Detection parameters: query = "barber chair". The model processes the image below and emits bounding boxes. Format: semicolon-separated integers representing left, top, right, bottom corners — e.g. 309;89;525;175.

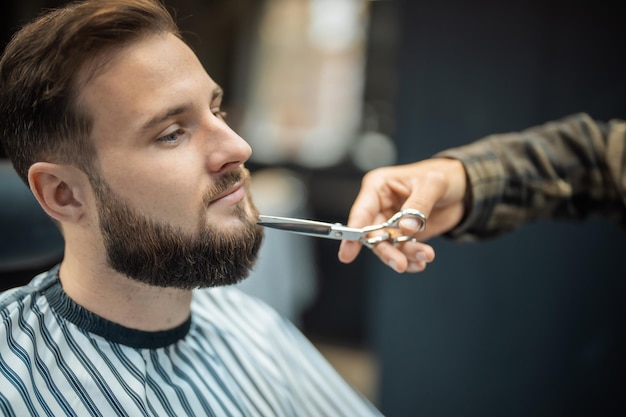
0;159;64;291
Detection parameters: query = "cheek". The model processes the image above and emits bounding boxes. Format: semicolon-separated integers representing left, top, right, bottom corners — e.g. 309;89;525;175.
108;170;201;223
98;149;208;223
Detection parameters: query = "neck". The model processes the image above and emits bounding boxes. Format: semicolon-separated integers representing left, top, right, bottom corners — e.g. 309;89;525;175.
58;254;193;332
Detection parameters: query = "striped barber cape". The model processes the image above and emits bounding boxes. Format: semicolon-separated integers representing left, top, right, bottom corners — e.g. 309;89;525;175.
0;267;382;416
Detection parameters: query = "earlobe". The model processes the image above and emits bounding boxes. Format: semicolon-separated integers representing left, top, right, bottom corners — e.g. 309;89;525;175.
28;162;88;224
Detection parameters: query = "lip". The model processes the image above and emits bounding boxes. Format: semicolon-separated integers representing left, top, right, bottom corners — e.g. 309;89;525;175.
209;181;246;206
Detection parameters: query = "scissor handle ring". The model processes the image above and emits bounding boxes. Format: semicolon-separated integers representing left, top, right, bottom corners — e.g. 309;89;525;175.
361;209;427;248
392;235;418;244
388;208;427;232
361;233;391;248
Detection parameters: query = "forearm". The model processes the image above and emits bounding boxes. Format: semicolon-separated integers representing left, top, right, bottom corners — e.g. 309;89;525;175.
436;113;626;240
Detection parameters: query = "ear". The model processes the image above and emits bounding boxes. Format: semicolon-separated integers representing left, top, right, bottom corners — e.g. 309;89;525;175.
28;162;91;224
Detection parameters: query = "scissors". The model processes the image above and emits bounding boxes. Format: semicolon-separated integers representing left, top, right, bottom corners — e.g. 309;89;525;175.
257;208;427;249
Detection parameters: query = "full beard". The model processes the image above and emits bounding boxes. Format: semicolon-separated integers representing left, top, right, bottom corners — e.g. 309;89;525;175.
91;170;264;290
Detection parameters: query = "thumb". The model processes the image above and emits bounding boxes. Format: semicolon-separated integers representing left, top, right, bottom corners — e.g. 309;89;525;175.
397;174;447;235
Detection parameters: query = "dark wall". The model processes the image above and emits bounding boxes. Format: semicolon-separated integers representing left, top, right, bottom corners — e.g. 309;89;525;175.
371;0;626;416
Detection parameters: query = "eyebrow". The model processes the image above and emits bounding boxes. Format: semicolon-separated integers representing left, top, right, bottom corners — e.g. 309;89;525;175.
139;86;224;132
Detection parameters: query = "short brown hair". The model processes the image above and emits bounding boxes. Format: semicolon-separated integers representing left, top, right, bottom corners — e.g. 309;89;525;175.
0;0;180;184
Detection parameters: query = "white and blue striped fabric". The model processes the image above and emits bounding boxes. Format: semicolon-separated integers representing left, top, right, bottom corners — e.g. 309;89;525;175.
0;267;382;416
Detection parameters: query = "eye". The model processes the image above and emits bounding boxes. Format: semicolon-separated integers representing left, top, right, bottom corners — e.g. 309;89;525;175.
156;127;186;144
211;107;228;121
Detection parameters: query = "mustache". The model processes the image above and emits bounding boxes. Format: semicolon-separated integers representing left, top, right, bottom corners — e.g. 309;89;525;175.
203;168;247;206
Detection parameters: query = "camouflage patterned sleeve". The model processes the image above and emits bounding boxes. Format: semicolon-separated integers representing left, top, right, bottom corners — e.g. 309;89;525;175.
434;113;626;241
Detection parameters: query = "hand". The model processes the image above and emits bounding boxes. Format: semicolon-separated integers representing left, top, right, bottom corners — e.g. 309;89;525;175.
338;158;468;273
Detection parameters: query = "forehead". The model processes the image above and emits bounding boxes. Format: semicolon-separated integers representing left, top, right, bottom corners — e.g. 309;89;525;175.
76;33;215;140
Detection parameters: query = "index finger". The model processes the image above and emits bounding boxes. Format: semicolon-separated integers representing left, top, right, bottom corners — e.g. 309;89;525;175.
338;176;388;263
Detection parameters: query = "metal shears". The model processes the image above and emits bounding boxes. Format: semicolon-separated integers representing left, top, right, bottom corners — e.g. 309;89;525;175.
257;208;427;249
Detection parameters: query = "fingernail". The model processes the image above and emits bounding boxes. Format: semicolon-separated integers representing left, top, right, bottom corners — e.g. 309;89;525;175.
415;252;429;263
407;262;425;273
400;218;420;232
388;259;400;273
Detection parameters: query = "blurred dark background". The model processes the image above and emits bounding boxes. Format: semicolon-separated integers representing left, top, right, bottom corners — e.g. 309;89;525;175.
369;1;626;416
2;1;625;416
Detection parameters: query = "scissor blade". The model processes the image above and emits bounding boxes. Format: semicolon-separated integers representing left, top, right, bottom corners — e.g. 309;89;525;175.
257;215;335;239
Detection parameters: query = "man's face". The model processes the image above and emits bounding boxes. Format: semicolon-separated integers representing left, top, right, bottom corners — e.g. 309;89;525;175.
78;33;263;288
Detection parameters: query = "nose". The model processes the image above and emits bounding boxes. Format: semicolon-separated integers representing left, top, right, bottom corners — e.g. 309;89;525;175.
202;116;252;173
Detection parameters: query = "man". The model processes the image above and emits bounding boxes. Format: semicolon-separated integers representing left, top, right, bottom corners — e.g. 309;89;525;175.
0;0;382;415
338;113;626;272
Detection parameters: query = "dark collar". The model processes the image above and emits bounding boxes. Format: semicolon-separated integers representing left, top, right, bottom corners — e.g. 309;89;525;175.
44;266;191;349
